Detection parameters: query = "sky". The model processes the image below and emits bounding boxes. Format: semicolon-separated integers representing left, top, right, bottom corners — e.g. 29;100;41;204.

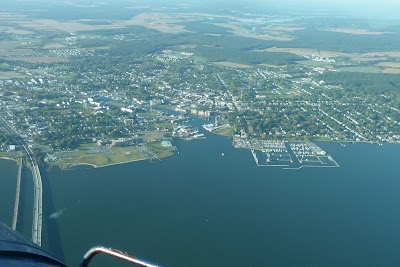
233;0;400;6
226;0;400;19
244;0;400;10
141;0;400;18
4;0;400;19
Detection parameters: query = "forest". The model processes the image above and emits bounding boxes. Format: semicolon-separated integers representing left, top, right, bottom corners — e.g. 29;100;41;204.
320;72;400;108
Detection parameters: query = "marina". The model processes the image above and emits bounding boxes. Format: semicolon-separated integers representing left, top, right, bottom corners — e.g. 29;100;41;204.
235;139;339;169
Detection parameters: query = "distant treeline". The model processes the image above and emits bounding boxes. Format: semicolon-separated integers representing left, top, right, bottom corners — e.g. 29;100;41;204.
320;72;400;111
79;20;113;26
189;46;304;65
76;21;400;64
320;72;400;94
275;29;400;53
180;21;232;35
81;27;270;50
77;29;278;64
79;25;151;36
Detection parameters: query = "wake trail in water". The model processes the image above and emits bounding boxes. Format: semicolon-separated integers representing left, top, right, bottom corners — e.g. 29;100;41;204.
49;208;65;219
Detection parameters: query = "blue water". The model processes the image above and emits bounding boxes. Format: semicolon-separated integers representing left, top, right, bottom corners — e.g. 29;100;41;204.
2;134;400;266
42;133;400;267
0;159;17;227
0;160;34;239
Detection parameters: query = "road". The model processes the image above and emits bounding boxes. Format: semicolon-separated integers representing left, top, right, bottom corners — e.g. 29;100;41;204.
0;115;42;246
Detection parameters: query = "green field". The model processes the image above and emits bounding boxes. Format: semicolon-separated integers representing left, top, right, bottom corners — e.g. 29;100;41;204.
213;126;235;136
53;141;175;169
146;141;175;158
55;144;146;168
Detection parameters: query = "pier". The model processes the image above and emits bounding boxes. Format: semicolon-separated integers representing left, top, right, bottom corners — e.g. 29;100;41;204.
251;149;259;165
139;145;160;162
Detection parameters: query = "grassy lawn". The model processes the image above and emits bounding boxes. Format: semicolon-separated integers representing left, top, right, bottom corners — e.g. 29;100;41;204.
156;104;175;110
213;126;234;137
55;141;176;169
192;55;207;62
336;65;382;73
141;131;165;141
75;154;111;166
56;145;146;168
154;122;174;130
78;143;96;150
146;141;175;158
0;71;27;79
313;137;335;142
280;88;299;94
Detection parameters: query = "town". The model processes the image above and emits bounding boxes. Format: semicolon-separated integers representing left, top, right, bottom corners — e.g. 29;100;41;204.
1;13;399;168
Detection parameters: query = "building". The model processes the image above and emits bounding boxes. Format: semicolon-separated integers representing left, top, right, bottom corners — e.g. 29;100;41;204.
161;141;172;147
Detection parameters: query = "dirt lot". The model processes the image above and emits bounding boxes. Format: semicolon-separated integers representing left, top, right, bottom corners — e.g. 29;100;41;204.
325;27;388;35
0;10;300;39
0;26;34;35
0;48;34;56
5;12;190;34
213;61;253;68
16;19;125;33
264;47;349;57
364;52;400;57
214;22;293;41
265;47;400;61
42;43;67;49
7;57;70;63
121;12;191;33
382;68;400;74
0;71;26;79
377;62;400;68
269;26;304;32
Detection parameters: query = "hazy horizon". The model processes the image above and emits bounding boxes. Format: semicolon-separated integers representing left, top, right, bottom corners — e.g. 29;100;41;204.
1;0;400;19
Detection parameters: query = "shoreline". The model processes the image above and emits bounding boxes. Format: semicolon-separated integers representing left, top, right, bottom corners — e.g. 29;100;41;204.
58;153;173;171
0;156;19;164
207;127;399;145
4;138;396;173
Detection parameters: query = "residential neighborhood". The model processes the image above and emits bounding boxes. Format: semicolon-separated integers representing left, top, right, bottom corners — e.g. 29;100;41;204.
0;17;399;168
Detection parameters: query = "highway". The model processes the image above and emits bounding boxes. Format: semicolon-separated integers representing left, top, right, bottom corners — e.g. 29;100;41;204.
0;115;42;246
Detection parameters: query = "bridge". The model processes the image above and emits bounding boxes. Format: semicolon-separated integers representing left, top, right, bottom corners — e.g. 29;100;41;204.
12;157;22;231
30;156;43;246
0;116;42;246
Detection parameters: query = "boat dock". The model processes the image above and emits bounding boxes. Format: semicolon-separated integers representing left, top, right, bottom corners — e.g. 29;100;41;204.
234;139;339;169
251;149;259;165
138;145;160;162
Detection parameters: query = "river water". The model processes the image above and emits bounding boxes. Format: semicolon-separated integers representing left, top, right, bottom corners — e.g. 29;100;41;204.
2;134;400;266
0;159;34;240
0;159;17;227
